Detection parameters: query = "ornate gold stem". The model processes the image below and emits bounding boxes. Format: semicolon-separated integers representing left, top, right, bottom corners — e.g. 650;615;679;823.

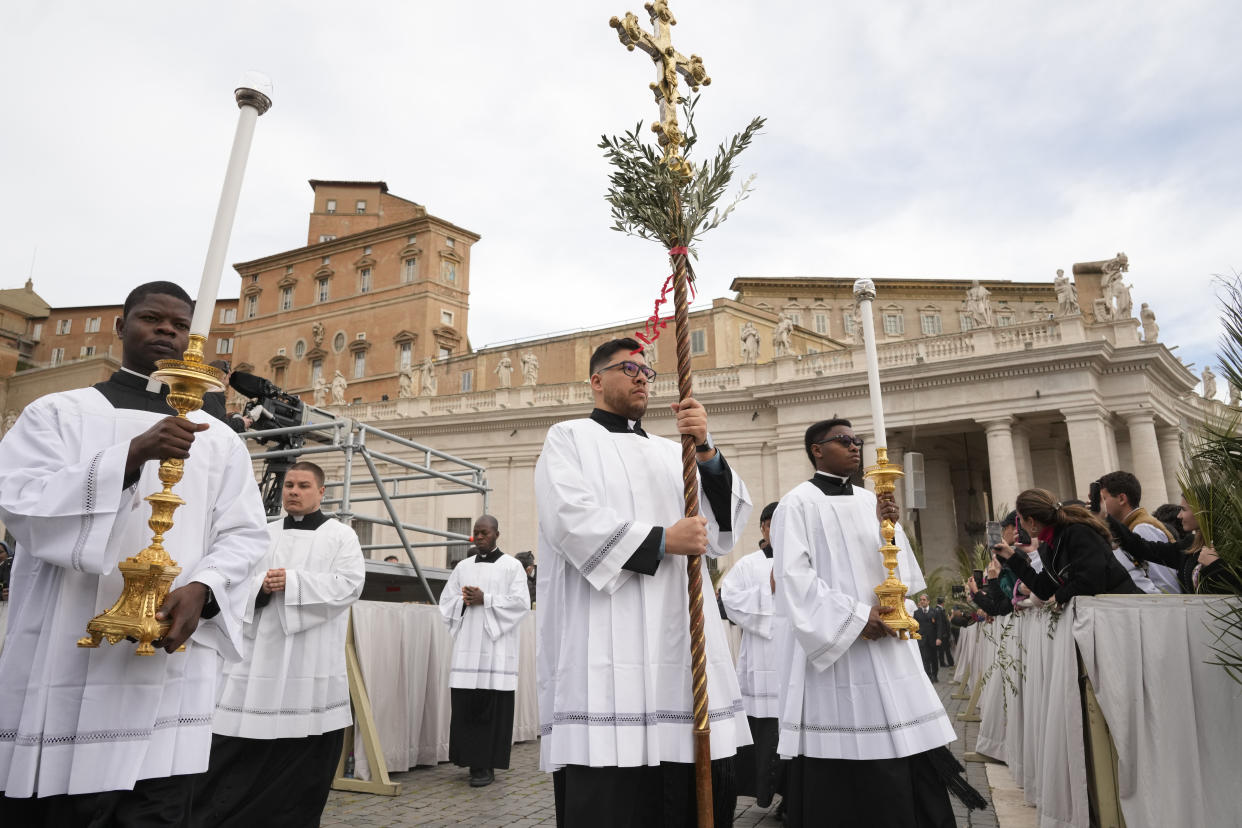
78;335;224;655
865;447;921;640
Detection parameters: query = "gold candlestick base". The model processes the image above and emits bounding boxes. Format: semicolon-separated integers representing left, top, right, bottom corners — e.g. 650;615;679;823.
865;447;921;641
78;335;223;655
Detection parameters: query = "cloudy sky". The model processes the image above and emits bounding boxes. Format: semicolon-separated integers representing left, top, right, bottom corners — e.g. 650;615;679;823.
4;1;1240;393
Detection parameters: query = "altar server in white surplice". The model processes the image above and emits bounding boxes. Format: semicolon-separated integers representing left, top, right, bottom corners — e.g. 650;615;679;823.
194;461;365;828
536;338;752;828
439;515;530;788
773;418;985;828
0;282;270;826
719;501;785;810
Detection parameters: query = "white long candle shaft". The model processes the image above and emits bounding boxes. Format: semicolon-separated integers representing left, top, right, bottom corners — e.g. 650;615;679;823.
857;296;887;451
189;101;263;337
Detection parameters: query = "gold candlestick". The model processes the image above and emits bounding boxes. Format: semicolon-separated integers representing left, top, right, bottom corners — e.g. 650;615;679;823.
865;446;920;640
78;335;224;655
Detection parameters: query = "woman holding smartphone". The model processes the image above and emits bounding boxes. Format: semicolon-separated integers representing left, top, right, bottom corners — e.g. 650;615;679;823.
991;488;1140;606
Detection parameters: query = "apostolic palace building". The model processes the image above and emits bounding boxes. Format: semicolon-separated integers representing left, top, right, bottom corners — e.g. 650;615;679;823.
0;180;1221;576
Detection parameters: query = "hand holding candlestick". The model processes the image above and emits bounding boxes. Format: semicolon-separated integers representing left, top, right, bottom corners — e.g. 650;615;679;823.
852;278;921;640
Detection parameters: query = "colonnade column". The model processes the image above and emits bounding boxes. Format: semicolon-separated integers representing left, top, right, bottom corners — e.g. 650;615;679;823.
982;418;1020;515
1123;410;1168;507
1157;427;1184;505
1062;405;1119;500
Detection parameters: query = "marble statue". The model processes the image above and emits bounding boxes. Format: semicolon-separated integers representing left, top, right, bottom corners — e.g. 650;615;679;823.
1054;269;1079;316
494;352;513;388
965;280;993;328
849;304;864;345
772;316;794;357
312;321;326;348
330;371;348;405
1093;297;1114;323
420;357;437;396
740;321;760;363
312;374;328;407
1139;303;1159;342
521;351;539;386
1202;366;1217;400
1099;252;1133;318
398;365;415;398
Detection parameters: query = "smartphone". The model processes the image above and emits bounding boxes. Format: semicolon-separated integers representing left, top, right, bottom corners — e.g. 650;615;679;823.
1016;524;1032;546
972;569;985;585
985;520;1003;549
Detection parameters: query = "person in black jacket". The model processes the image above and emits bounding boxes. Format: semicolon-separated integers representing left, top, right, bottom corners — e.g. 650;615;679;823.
1108;498;1238;593
992;488;1141;605
912;594;944;681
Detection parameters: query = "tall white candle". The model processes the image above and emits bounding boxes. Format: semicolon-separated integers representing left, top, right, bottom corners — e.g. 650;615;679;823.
852;278;887;451
189;72;273;337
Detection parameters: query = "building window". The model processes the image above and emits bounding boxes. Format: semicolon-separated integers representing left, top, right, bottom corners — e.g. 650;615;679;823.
446;237;455;248
250;274;260;284
326;199;337;214
359;268;372;294
322;256;330;265
364;245;372;255
959;313;975;331
690;329;707;355
244;295;259;319
31;322;42;341
441;261;456;282
438;346;451;359
843;311;856;336
219;307;237;324
461;370;473;393
51;347;64;365
447;517;472;567
353;350;366;378
311;359;324;385
882;312;904;336
997;314;1014;327
280;286;293;311
399;341;412;369
333;332;347;352
317;278;330;303
920;313;942;336
286;265;294;275
403;258;417;283
216;338;233;355
56;319;72;335
80;345;95;357
318;234;336;243
814;313;829;335
274;365;286;387
355;200;367;214
85;317;101;333
408;234;417;244
294;339;306;359
441;309;454;326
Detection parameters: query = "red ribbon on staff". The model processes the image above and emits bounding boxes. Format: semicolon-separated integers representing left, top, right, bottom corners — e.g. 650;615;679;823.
631;247;696;352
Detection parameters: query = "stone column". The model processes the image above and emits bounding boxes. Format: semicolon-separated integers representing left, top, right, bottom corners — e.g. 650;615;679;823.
1011;422;1034;491
982;418;1021;515
1063;405;1119;500
1123;410;1168;507
1157;427;1184;505
920;456;958;573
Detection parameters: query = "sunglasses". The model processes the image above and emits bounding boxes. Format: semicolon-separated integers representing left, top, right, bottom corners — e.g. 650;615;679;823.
597;360;657;382
814;434;864;448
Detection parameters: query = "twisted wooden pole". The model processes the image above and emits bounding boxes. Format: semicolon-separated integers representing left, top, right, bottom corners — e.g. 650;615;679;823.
669;242;713;828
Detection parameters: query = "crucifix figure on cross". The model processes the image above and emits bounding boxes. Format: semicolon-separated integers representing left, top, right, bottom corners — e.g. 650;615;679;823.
610;1;711;173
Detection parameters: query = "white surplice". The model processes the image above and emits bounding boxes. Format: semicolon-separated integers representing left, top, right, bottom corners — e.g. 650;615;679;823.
719;549;780;719
438;551;530;691
535;418;753;771
212;515;365;739
773;479;956;761
0;389;269;797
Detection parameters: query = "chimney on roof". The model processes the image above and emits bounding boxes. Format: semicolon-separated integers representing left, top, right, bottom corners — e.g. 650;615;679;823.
24;278;32;292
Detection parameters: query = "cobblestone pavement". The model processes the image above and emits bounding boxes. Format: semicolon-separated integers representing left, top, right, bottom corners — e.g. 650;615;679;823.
321;670;997;827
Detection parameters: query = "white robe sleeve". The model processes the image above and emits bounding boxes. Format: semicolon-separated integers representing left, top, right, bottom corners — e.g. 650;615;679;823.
0;400;132;575
480;559;532;642
773;496;870;672
700;458;752;559
534;425;653;594
276;525;366;637
439;560;466;635
720;555;773;639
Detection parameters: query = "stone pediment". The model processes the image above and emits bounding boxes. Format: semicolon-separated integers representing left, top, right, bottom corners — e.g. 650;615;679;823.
353;254;377;269
439;248;461;263
269;354;290;369
392;330;418;345
399;244;423;260
313;265;335;280
277;275;298;289
433;325;462;347
242;283;263;297
305;347;328;361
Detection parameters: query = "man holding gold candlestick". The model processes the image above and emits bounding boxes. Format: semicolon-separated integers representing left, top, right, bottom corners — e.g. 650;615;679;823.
0;282;270;823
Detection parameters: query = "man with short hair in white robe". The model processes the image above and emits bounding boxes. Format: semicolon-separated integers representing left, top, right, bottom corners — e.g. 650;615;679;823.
0;282;270;826
719;501;785;811
773;418;985;827
536;338;753;828
439;515;530;787
193;460;365;827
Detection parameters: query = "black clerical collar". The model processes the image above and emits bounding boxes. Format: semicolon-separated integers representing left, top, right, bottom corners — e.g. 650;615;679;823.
94;370;174;414
283;510;329;531
590;408;648;438
759;541;773;559
809;471;854;497
472;547;503;563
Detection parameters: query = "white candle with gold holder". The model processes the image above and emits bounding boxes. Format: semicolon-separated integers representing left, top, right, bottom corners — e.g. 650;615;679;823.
853;278;920;640
79;75;272;655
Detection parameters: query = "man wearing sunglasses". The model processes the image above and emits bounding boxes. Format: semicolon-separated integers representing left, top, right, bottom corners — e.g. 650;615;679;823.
535;338;753;828
771;418;981;827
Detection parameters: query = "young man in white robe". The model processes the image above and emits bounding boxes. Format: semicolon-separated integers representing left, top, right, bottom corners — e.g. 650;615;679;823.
719;501;785;811
772;418;985;827
536;338;753;828
438;515;530;787
0;282;270;826
193;461;365;827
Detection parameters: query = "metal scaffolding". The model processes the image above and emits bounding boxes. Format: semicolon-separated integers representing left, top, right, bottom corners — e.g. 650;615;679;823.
238;412;488;604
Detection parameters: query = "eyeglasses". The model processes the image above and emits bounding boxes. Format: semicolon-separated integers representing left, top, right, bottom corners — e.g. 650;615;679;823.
596;360;657;382
813;434;864;448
